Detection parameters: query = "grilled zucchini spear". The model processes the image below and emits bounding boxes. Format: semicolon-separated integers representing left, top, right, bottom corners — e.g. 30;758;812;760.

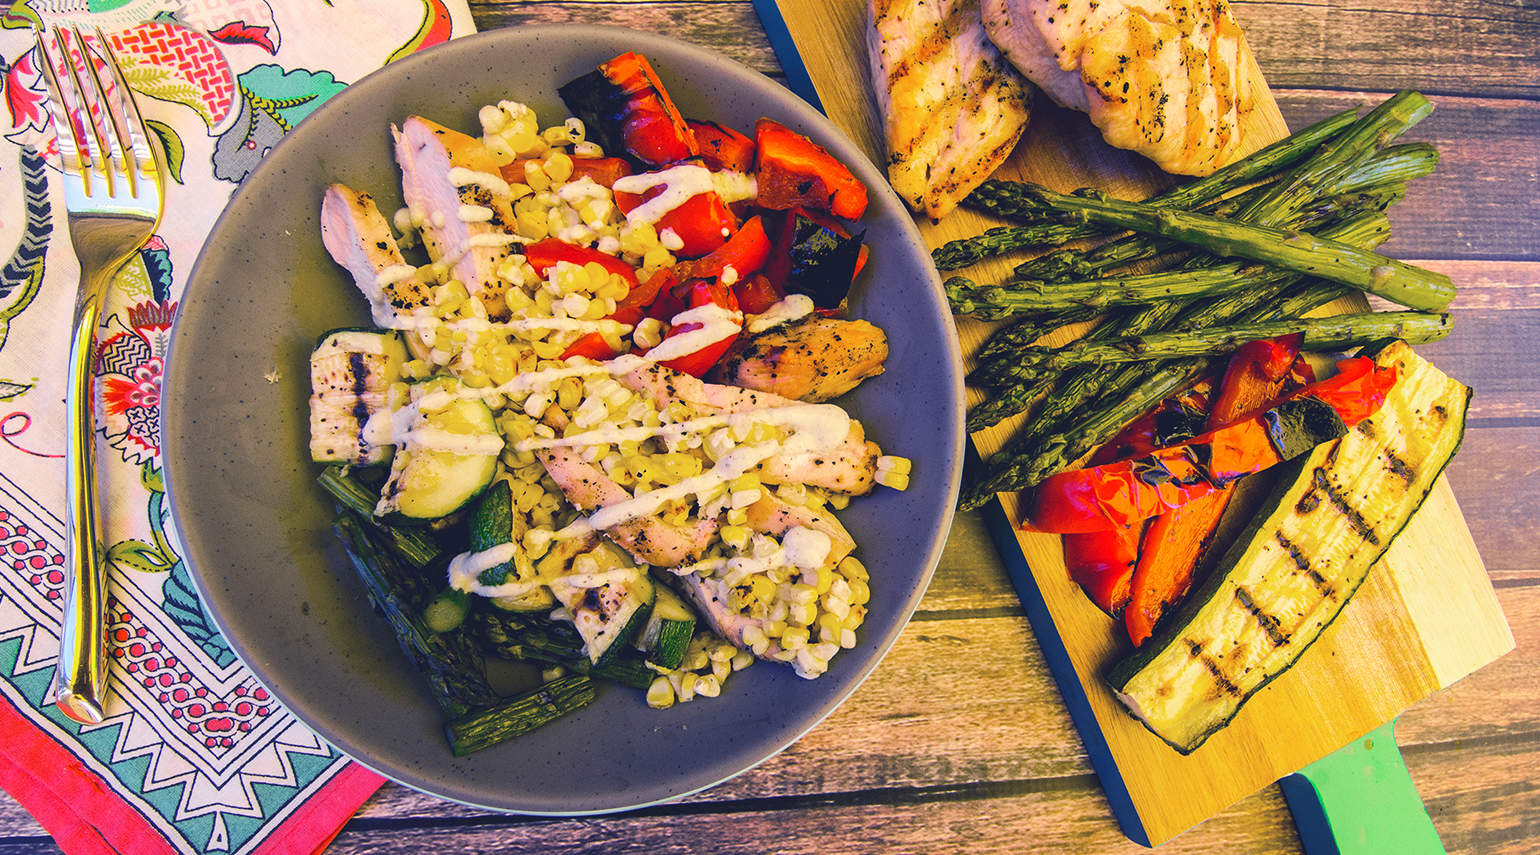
1108;340;1470;754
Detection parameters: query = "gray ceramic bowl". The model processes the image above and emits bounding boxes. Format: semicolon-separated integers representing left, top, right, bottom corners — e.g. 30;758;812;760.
162;24;962;813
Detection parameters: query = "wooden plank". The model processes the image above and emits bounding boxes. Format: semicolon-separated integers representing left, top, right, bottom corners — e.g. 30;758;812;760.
333;782;1307;854
1234;0;1540;99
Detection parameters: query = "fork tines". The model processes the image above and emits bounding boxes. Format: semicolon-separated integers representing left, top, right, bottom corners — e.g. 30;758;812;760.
34;24;154;200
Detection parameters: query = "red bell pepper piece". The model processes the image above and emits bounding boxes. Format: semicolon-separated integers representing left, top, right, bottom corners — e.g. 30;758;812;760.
1303;355;1398;427
560;331;619;362
1064;526;1141;618
688;119;755;173
1025;357;1395;534
732;273;784;315
654;279;742;377
502;156;634;190
559;52;699;168
615;176;739;259
673;215;772;283
522;238;638;287
608;268;674;327
753;118;868;221
1122;336;1307;646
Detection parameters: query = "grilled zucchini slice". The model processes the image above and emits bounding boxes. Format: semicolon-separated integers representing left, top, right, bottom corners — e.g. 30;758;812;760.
375;379;501;522
543;538;658;668
308;328;407;466
1108;341;1470;754
634;582;697;669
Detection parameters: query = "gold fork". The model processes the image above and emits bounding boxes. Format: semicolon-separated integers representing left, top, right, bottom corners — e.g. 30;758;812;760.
34;24;166;725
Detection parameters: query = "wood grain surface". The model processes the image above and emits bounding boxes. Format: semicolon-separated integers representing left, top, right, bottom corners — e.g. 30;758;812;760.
1;1;1535;853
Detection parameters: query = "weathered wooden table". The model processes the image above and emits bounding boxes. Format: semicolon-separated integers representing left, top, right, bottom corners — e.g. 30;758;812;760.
3;1;1535;851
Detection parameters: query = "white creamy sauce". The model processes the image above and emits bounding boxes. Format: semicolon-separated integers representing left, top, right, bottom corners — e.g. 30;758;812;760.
644;302;743;362
447;166;512;198
747;294;815;334
612;163;716;225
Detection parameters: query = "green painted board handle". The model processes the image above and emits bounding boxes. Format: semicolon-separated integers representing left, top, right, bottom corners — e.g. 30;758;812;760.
1280;718;1446;855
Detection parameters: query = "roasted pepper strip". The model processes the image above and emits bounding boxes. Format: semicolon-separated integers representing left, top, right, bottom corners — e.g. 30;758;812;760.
689;119;755;172
558;51;699;168
653;279;742;377
1024;358;1394;534
1064;525;1141;618
1123;335;1306;646
522;238;639;286
673;215;771;283
754;118;868;221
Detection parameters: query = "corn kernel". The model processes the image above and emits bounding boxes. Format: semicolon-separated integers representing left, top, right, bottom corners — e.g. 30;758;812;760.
646;675;676;709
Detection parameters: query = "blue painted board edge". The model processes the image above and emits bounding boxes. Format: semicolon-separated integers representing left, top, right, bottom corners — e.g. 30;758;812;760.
749;0;828;114
970;445;1153;847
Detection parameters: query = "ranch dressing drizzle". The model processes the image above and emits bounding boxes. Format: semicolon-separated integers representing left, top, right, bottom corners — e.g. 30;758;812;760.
612;163;716;225
644;302;743;362
550;402;850;541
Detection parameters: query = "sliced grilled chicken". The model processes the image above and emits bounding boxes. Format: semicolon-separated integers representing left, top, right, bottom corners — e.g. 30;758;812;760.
536;409;719;567
319;184;433;330
982;0;1256;176
868;0;1036;221
617;359;882;495
706;314;889;403
744;492;857;567
393;116;520;317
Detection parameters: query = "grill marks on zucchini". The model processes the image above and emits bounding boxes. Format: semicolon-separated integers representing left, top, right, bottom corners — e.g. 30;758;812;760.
1109;341;1470;754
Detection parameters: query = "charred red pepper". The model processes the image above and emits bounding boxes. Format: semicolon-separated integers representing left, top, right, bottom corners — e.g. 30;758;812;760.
732;273;784;315
558;52;699;169
502;156;634;190
673;215;771;284
1064;526;1141;618
560;331;619;362
753;118;868;222
688;119;755;173
1024;361;1399;533
522;238;638;286
607;268;674;327
1121;334;1309;645
614;173;739;259
761;210;866;311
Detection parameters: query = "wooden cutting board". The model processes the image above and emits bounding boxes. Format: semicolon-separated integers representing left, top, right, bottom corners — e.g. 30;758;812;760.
761;0;1516;846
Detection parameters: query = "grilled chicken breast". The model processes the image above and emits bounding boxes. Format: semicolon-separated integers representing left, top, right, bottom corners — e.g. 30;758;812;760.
982;0;1256;176
393;116;520;317
707;314;889;403
319;184;433;329
617;360;882;495
868;0;1036;222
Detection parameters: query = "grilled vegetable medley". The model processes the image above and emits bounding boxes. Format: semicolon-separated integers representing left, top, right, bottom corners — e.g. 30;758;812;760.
308;52;911;755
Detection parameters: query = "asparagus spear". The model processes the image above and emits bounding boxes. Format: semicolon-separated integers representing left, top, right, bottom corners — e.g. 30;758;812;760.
981;311;1449;385
939;108;1361;271
318;466;442;568
995;184;1454;310
445;675;596;757
956;192;1402;321
468;609;656;690
973;211;1398;388
1232;91;1433;226
332;512;501;719
1003;113;1434;283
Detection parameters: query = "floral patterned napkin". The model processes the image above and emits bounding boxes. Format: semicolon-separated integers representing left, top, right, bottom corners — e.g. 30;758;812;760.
0;1;476;852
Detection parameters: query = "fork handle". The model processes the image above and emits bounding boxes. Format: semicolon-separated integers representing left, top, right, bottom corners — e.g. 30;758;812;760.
56;296;109;725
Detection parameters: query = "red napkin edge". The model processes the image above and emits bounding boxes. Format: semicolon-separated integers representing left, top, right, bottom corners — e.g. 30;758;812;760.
0;692;386;854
